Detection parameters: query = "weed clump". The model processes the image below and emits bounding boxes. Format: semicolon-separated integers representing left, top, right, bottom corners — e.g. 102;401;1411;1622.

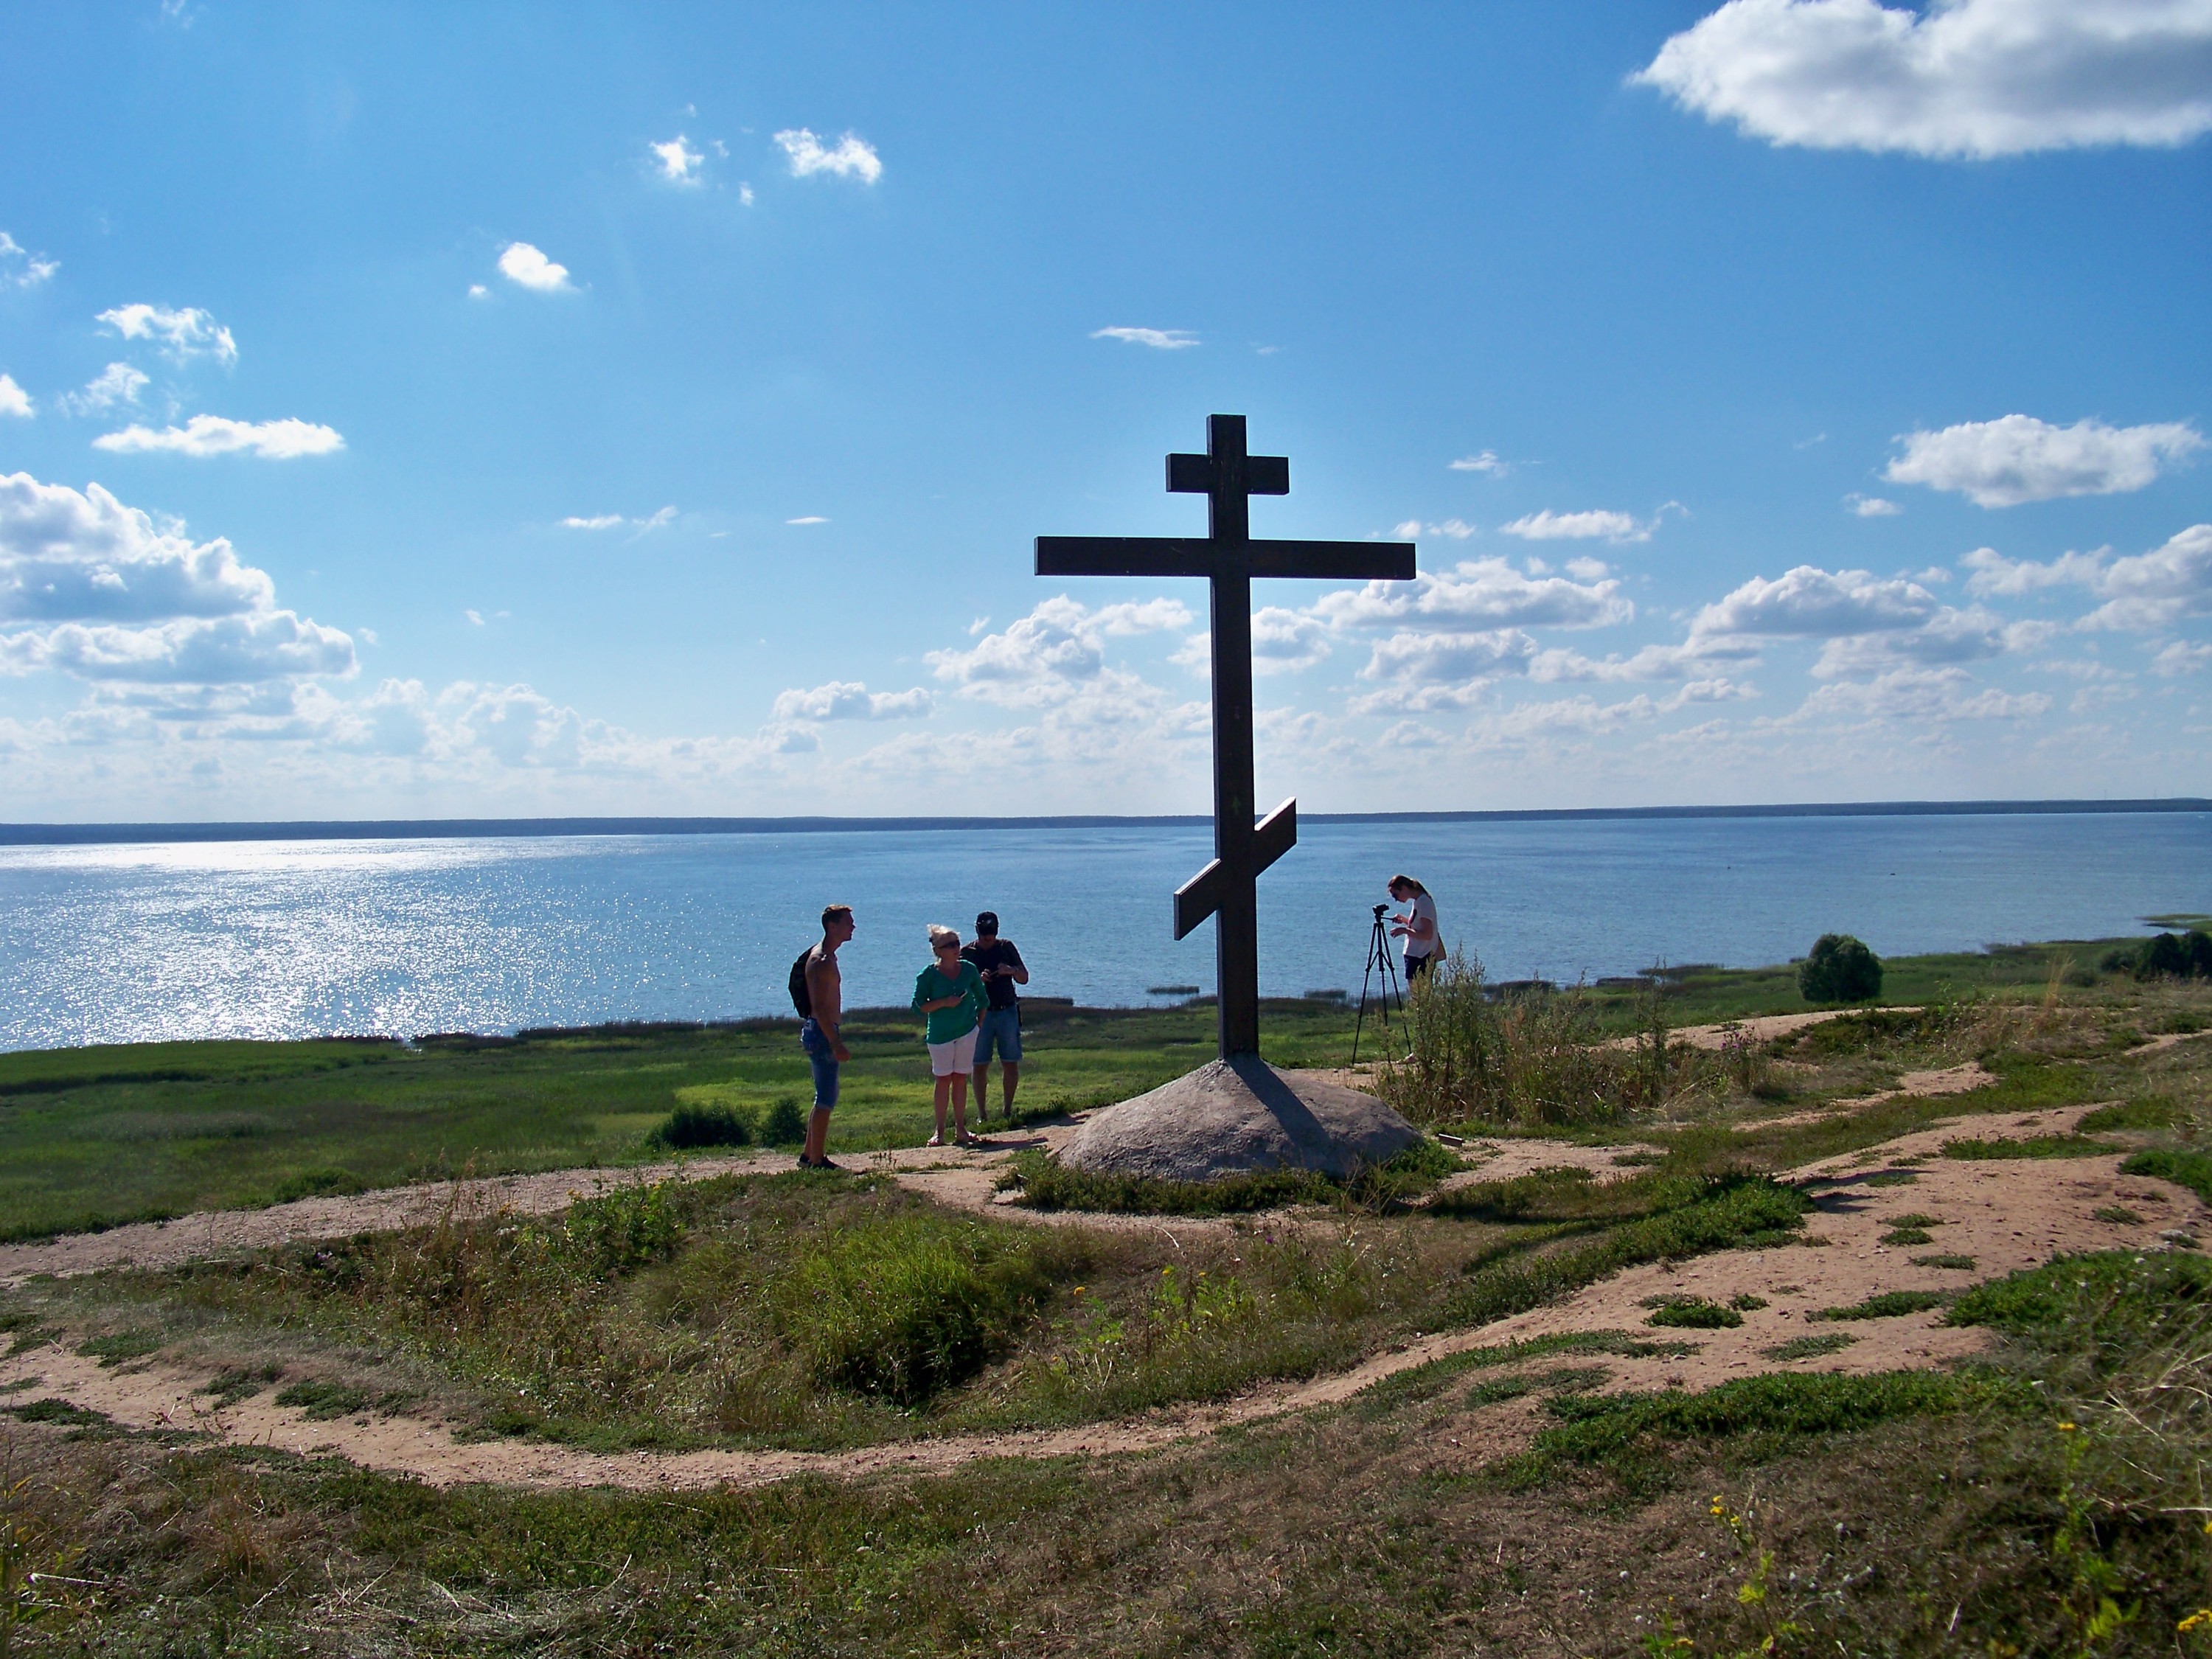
1643;1295;1742;1329
1374;949;1697;1128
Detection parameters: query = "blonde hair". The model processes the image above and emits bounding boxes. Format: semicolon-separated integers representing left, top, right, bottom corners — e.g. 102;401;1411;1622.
926;924;959;950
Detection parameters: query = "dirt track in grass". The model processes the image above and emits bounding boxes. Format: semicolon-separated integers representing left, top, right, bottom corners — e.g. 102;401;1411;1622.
6;1062;2204;1492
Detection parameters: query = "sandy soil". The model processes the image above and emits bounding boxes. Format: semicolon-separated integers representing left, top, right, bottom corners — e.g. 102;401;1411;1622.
4;1072;2202;1492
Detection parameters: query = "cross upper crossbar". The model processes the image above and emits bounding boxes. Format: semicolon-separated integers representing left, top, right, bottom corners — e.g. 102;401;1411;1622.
1032;414;1417;1060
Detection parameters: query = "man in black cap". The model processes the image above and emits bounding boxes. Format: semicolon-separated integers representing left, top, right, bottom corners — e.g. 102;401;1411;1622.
961;911;1029;1121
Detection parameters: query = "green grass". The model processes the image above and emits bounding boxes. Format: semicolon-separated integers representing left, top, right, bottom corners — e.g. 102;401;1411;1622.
1761;1332;1854;1360
1809;1291;1947;1322
996;1139;1461;1216
1449;1174;1809;1328
1911;1253;1977;1270
1642;1295;1741;1329
1497;1370;1986;1495
0;999;1368;1239
1941;1134;2121;1160
2120;1145;2212;1203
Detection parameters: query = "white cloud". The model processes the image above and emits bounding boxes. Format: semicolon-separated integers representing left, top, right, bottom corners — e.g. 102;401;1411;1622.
1529;641;1748;684
1635;0;2212;160
1691;564;1940;640
651;134;705;184
1845;493;1902;517
468;284;490;299
739;184;757;206
771;681;933;721
1960;544;2104;595
58;363;149;417
497;242;573;292
1498;508;1650;542
0;472;353;686
0;232;57;288
1564;557;1610;581
1312;556;1632;633
1809;605;2013;675
465;609;484;627
1450;451;1507;475
93;416;344;459
786;515;829;526
560;515;624;531
2152;640;2212;675
95;304;237;366
630;506;678;535
1885;414;2203;507
2084;524;2212;630
1174;607;1332;677
0;375;29;419
773;128;883;183
1392;518;1479;540
928;595;1192;707
1959;524;2212;630
1348;628;1540;712
1091;327;1200;350
1796;666;2052;722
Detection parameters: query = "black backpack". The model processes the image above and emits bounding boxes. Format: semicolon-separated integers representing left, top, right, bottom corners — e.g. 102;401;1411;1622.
788;947;815;1019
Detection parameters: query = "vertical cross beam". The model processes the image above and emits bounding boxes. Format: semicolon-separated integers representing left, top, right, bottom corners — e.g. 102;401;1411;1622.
1169;415;1284;1057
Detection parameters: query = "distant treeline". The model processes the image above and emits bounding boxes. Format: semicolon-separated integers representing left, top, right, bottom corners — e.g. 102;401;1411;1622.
3;798;2206;847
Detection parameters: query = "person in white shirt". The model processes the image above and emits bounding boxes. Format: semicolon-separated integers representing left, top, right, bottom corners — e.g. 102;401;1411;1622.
1388;875;1439;983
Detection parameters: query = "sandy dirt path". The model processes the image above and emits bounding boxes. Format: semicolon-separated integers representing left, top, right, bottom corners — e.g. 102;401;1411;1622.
4;1093;2201;1491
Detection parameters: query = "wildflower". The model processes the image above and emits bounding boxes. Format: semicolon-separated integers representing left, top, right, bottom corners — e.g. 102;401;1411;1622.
2182;1608;2212;1634
2057;1421;2078;1432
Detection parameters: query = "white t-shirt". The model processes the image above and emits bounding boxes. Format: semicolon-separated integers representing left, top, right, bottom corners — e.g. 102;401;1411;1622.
1402;891;1439;959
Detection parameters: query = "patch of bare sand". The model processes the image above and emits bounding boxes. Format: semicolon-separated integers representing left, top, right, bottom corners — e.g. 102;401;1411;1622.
7;1097;2205;1492
2130;1028;2212;1058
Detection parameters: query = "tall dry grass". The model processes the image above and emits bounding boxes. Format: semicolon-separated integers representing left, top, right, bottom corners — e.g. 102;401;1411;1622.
1371;948;1694;1129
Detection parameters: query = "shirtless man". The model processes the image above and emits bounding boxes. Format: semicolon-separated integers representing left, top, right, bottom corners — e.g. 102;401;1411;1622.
799;904;855;1169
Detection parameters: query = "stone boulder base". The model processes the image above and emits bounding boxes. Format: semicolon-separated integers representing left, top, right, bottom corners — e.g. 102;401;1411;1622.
1057;1055;1421;1183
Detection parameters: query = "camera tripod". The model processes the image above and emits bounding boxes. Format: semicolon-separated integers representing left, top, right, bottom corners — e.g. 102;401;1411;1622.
1351;904;1405;1063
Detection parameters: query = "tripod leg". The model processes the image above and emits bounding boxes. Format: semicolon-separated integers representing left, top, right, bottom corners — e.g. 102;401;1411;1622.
1353;925;1380;1063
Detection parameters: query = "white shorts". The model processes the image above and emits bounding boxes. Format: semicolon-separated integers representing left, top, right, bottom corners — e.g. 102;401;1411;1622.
928;1027;978;1077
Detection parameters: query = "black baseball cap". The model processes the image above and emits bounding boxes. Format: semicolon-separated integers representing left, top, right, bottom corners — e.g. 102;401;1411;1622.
975;911;999;933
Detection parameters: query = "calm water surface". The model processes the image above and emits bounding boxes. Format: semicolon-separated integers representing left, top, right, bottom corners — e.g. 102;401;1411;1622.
0;814;2205;1051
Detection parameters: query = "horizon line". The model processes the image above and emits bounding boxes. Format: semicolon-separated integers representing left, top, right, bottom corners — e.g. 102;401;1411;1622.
1;796;2206;847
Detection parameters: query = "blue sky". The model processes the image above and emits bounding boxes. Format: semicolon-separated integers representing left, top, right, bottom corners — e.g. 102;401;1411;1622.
1;0;2208;820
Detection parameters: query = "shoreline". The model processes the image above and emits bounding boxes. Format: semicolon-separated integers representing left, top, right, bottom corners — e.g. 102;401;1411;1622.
3;796;2208;846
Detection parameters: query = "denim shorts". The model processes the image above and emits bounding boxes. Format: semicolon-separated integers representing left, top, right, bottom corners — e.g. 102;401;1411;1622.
975;1006;1023;1064
799;1018;839;1109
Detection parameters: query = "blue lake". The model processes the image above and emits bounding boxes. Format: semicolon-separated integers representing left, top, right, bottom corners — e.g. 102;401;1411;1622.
0;813;2205;1051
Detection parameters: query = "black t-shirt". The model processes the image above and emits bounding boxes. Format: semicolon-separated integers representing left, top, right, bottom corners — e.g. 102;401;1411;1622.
961;939;1025;1010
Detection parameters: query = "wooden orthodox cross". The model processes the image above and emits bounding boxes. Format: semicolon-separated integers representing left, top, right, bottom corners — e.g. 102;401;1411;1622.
1037;414;1416;1059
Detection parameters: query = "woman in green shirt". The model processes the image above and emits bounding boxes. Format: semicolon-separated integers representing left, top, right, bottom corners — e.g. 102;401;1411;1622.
914;925;988;1147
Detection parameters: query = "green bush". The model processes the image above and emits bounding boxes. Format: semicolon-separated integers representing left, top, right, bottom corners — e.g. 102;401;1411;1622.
2119;1146;2212;1203
1798;933;1882;1004
768;1212;1053;1403
650;1102;752;1150
760;1097;810;1146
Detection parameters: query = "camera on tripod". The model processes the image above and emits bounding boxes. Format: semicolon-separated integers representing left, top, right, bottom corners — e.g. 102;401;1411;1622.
1353;902;1405;1062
